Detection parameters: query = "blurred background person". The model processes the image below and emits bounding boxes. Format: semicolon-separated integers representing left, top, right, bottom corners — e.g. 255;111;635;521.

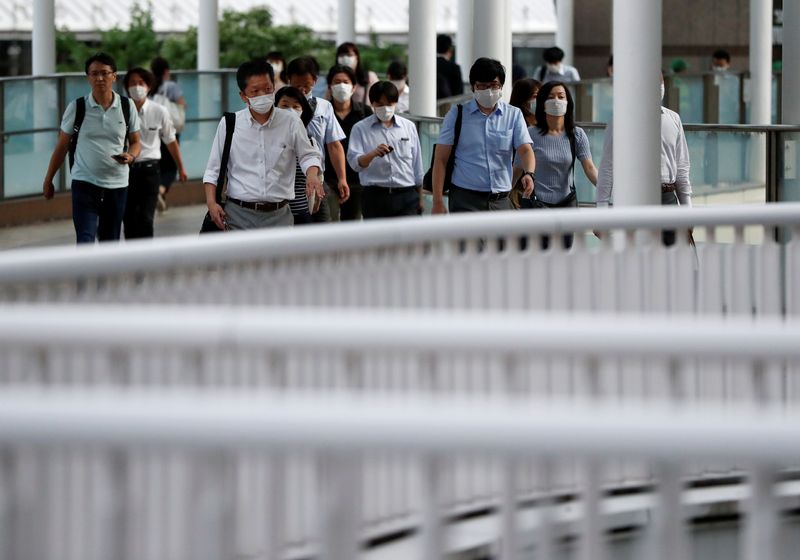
386;60;410;113
711;49;731;72
332;42;379;106
436;34;463;99
266;51;288;89
150;56;187;213
533;47;580;84
509;78;541;127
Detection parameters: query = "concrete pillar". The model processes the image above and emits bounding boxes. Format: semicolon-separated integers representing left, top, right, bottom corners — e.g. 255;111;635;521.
32;0;55;75
555;0;575;66
783;0;799;123
456;0;474;70
612;0;662;206
473;0;508;92
337;0;356;46
409;0;437;117
198;0;219;70
749;0;772;125
504;0;513;97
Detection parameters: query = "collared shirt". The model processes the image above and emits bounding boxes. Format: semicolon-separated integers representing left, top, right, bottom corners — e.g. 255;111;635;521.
60;92;141;189
347;114;424;188
324;101;373;186
437;99;532;193
135;98;176;161
307;97;346;173
202;107;322;203
596;107;692;207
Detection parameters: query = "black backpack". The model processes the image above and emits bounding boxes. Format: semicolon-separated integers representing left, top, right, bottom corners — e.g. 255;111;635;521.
200;112;237;233
68;94;131;170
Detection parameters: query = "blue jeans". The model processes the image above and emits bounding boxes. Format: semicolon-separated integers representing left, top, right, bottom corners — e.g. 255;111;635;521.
71;180;128;244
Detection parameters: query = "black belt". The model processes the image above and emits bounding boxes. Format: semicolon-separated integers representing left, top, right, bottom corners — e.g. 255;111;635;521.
227;197;289;212
363;185;417;194
130;159;159;170
450;184;510;201
662;183;677;193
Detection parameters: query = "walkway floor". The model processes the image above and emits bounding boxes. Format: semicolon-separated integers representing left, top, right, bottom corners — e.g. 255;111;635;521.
0;205;207;251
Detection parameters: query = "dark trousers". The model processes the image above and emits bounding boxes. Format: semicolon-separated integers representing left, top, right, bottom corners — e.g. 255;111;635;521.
124;161;161;239
159;135;179;192
339;182;364;221
71;180;128;244
661;190;679;246
362;187;421;219
448;185;512;213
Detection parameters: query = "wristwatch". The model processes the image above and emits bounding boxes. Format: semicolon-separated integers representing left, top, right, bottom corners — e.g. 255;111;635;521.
524;171;536;182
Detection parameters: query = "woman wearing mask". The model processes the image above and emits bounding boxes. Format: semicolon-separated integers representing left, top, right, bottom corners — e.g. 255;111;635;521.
326;64;373;220
517;81;597;249
331;42;379;105
266;51;288;89
509;78;541;127
123;67;187;239
150;57;187;212
275;87;321;225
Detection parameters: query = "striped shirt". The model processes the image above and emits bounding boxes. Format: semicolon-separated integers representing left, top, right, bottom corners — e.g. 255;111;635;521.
289;160;309;215
526;126;590;204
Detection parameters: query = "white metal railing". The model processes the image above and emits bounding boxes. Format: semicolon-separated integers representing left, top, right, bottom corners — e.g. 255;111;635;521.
1;306;799;559
0;204;798;317
0;390;797;560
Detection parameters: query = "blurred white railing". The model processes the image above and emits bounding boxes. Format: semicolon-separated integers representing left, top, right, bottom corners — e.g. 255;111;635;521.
0;204;798;317
1;307;799;559
0;390;798;560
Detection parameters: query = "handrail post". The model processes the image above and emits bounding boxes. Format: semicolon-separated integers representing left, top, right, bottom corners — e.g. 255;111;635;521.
575;82;592;122
766;128;780;203
703;73;720;124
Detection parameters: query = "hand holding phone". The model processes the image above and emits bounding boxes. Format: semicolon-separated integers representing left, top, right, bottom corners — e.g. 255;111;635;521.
111;153;128;164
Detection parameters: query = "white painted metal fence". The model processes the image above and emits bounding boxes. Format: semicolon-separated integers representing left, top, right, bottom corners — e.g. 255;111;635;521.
1;308;799;559
0;205;798;317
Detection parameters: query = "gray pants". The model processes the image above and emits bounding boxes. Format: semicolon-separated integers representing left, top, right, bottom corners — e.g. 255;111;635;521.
448;185;512;213
225;202;293;230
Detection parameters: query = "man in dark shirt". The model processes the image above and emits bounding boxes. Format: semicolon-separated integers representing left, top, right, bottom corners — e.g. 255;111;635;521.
436;34;464;99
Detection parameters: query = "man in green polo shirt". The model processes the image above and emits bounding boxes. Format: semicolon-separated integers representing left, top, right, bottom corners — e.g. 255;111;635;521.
43;52;141;243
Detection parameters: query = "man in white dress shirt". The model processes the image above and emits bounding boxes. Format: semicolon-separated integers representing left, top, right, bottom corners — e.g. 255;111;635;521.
203;59;323;230
596;75;692;245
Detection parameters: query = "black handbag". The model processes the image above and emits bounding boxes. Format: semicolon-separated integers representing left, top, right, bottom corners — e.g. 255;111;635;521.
422;104;463;193
200;112;236;233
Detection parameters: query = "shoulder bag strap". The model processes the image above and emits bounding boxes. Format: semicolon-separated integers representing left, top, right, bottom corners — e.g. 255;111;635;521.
568;128;577;190
68;97;86;171
120;95;131;152
216;112;236;204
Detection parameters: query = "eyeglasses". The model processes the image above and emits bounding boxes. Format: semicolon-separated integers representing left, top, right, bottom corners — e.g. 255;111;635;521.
88;71;115;79
474;81;502;91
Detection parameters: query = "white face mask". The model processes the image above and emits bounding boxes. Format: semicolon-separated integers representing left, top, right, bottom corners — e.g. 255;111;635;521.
473;88;502;109
292;107;303;116
390;80;406;94
331;83;354;102
528;99;537;113
374;105;396;122
660;83;665;102
270;62;283;75
547;63;563;74
338;55;358;69
543;98;568;117
128;85;148;101
248;93;274;114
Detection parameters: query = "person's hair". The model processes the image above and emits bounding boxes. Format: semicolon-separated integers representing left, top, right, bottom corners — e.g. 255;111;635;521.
85;52;117;74
275;86;314;127
236;58;275;91
124;67;155;91
286;56;320;80
335;42;369;87
436;34;453;55
543;47;565;64
368;81;399;104
607;54;614;68
150;56;169;92
712;49;731;62
469;57;506;87
512;64;526;84
266;51;287;83
386;60;407;80
534;81;575;136
326;64;357;87
509;78;541;124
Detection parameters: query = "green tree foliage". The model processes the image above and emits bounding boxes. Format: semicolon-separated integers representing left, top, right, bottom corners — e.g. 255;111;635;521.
358;34;407;78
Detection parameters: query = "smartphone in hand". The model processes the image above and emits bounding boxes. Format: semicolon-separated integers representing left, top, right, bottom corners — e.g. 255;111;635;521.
111;154;127;163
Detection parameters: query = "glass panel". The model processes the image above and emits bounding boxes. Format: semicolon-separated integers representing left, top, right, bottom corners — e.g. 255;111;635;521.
3;79;59;133
685;129;766;205
65;75;90;106
590;80;613;124
226;73;244;112
674;76;704;123
575;126;607;205
5;132;62;198
176;120;218;180
779;131;800;203
178;73;222;120
716;73;741;124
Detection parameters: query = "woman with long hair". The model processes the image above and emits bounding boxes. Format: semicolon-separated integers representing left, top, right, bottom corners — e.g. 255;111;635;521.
330;42;379;106
509;78;541;127
517;81;598;248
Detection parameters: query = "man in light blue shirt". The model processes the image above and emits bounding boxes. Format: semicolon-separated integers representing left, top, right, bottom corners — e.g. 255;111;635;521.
42;52;141;243
347;81;424;219
431;58;536;214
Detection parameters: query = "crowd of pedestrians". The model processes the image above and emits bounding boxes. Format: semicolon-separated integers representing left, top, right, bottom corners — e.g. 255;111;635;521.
42;39;693;245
